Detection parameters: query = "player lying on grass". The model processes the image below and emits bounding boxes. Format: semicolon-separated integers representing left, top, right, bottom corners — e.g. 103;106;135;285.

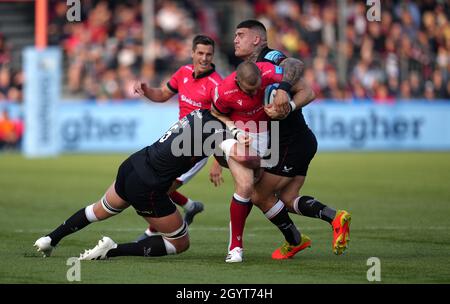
224;19;351;261
34;109;258;259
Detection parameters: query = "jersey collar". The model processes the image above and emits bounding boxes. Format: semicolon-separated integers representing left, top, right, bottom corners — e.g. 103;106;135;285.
192;64;216;79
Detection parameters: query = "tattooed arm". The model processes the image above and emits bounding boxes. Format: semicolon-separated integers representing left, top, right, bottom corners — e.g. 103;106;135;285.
272;58;305;115
265;78;316;119
265;59;315;120
280;58;304;86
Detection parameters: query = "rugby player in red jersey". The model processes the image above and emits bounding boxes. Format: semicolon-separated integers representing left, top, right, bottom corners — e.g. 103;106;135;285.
230;20;351;261
212;60;311;262
133;35;223;236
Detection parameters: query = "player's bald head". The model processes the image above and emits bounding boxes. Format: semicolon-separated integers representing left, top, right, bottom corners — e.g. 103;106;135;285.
236;61;261;95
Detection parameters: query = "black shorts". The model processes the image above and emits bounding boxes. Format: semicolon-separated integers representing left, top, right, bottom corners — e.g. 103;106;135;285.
114;155;176;218
265;128;317;177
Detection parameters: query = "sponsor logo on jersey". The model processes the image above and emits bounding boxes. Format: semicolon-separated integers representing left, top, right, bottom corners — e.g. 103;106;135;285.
224;88;239;95
264;50;283;63
238;105;264;116
181;94;202;108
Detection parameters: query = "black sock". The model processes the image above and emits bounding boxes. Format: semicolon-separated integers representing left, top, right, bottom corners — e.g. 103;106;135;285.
47;208;91;246
293;196;336;224
265;201;301;245
107;235;168;257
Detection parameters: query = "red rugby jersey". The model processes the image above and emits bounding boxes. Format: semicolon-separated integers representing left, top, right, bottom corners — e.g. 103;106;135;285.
213;62;283;133
167;64;223;119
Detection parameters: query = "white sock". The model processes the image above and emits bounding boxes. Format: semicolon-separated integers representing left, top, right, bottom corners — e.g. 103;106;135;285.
184;199;195;212
163;238;177;255
145;228;160;237
85;204;99;222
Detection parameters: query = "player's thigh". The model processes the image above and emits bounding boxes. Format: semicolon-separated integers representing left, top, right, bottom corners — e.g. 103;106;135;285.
252;171;292;211
143;208;188;250
93;182;130;220
227;156;254;197
279;175;306;209
92;157;138;219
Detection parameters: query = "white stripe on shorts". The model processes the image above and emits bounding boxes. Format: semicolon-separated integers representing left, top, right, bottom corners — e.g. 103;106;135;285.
176;157;209;184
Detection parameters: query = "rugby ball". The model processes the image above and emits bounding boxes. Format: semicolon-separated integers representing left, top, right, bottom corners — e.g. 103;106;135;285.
263;83;279;106
263;83;293;106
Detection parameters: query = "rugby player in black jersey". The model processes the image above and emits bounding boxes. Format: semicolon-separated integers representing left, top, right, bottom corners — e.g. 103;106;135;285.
34;109;258;259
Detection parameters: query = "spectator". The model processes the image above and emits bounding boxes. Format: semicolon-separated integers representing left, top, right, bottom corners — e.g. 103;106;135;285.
8;0;444;102
0;108;22;149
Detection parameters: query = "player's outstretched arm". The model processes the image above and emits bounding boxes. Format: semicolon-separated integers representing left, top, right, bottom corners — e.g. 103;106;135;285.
133;81;175;102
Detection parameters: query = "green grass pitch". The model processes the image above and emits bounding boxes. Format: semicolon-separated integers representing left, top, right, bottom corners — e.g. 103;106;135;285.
1;152;449;283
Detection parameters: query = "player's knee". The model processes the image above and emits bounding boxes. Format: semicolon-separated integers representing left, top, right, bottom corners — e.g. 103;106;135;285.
174;237;190;254
160;221;189;254
94;195;125;220
279;193;300;211
252;192;275;211
235;181;254;198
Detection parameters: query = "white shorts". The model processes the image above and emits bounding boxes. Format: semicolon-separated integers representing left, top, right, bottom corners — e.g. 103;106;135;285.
248;131;269;157
176;157;209;185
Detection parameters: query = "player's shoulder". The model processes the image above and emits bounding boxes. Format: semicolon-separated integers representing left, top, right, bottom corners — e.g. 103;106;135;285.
258;48;287;65
216;73;238;98
220;71;237;89
257;61;283;77
208;71;223;86
176;64;194;75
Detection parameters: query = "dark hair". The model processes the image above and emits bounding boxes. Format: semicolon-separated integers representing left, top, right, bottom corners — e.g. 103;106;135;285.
192;35;215;51
236;19;267;33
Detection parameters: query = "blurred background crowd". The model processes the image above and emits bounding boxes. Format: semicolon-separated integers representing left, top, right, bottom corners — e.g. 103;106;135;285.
0;0;449;105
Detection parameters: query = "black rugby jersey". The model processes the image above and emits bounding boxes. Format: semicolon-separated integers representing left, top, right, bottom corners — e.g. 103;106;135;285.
131;109;227;190
257;47;309;141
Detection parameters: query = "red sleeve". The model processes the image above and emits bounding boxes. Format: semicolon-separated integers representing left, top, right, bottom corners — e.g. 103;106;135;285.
258;62;284;87
213;86;232;114
208;73;223;102
167;67;183;93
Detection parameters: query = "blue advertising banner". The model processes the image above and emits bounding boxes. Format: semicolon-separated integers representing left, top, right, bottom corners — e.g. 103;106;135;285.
23;47;62;157
58;102;178;152
303;102;450;150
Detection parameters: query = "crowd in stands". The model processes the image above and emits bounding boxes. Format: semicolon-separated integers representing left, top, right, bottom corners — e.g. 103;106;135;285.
0;34;23;103
0;0;449;103
252;0;450;102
